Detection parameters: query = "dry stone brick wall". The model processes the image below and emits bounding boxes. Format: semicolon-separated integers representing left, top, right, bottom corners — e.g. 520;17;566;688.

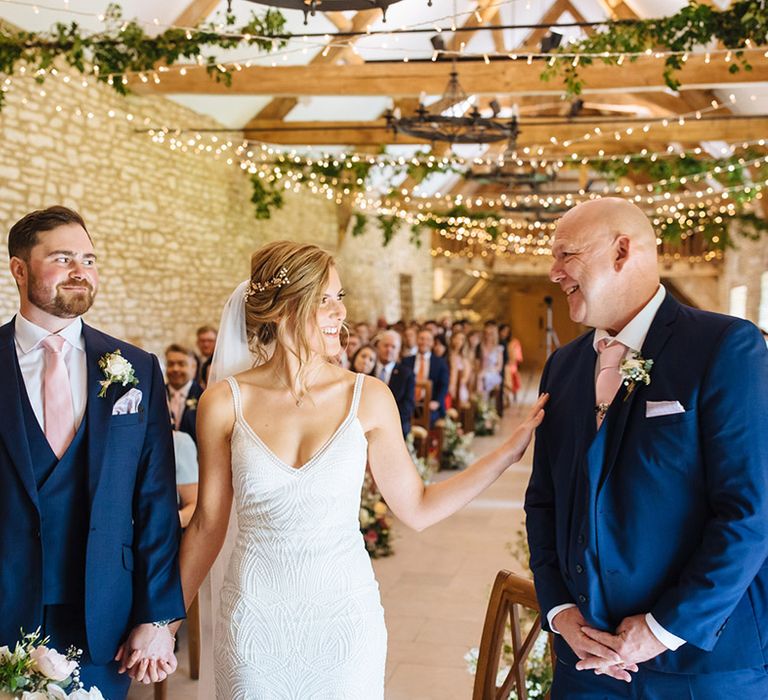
0;69;435;355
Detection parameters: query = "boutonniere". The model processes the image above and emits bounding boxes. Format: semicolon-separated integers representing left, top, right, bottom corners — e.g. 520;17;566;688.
97;349;139;398
620;352;653;399
185;397;198;410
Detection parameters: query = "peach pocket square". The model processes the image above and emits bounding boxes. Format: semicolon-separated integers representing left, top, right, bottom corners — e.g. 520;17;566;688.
646;400;685;418
112;388;143;415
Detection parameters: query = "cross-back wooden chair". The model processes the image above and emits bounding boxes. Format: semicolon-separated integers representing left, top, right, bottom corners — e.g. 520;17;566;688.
473;570;555;700
412;379;433;430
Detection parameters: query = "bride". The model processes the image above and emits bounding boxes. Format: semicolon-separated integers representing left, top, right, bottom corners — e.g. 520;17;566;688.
168;241;546;698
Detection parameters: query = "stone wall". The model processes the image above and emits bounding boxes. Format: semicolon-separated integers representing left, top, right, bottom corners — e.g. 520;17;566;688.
719;228;768;326
0;68;434;356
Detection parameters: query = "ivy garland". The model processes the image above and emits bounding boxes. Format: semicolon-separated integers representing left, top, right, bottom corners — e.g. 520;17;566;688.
541;0;768;95
0;3;287;110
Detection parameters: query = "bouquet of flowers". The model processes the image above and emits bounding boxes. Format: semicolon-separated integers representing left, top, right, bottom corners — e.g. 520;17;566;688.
0;629;104;700
474;396;500;436
359;471;393;559
439;412;474;471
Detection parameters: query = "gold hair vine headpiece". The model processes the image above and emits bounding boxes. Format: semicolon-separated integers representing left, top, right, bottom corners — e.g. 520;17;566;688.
244;266;290;300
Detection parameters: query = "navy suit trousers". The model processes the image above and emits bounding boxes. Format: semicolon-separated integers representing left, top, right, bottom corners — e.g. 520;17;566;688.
43;605;131;700
552;658;768;699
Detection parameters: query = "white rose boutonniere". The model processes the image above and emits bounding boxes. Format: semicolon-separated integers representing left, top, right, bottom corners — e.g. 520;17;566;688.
97;349;139;398
619;351;653;399
185;397;198;410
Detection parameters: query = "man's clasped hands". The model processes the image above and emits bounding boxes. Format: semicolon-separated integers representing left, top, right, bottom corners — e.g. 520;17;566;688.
554;607;668;683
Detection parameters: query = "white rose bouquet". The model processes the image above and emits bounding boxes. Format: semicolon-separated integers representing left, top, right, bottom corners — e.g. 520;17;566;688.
0;630;103;700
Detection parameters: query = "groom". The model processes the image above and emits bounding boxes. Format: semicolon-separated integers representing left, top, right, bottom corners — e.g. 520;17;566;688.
0;207;185;698
525;198;768;698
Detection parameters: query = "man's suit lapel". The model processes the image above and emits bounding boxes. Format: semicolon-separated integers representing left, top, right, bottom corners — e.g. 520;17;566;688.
82;324;116;502
600;293;680;486
0;320;39;510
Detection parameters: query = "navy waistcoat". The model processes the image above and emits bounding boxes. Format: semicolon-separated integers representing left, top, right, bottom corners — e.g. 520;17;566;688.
19;382;89;606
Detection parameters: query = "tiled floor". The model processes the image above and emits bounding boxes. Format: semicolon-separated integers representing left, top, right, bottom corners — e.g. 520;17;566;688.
128;376;539;700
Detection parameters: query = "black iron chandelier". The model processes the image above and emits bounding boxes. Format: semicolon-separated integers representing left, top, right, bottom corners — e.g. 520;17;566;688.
243;0;414;23
384;68;520;145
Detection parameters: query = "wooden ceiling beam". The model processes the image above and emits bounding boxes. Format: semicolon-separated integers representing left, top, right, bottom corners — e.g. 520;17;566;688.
173;0;221;27
236;115;768;146
130;55;768;95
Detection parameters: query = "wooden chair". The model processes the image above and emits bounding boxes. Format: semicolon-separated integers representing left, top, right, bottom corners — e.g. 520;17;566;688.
412;379;433;430
473;570;555;700
153;593;201;699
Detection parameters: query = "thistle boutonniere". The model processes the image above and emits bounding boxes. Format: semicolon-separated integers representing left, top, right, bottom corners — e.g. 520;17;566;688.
97;349;139;398
620;351;653;399
185;397;198;410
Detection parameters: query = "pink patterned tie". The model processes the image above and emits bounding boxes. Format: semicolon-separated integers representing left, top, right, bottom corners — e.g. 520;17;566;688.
41;334;75;458
169;389;184;430
595;338;627;429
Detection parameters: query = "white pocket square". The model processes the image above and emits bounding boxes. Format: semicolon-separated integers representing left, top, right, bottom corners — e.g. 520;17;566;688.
646;400;685;418
112;388;143;415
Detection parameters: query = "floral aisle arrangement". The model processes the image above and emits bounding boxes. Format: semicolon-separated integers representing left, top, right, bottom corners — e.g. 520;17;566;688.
359;471;393;559
439;412;474;471
0;630;104;699
473;397;500;436
405;431;437;485
464;528;553;699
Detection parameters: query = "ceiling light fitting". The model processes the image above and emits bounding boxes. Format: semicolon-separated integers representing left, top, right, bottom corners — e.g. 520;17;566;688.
384;68;521;144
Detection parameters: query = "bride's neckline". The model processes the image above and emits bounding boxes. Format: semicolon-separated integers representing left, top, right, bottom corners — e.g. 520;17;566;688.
230;374;362;473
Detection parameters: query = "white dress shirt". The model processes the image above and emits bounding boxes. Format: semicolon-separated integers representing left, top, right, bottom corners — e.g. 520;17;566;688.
548;285;686;651
378;361;396;385
14;313;87;434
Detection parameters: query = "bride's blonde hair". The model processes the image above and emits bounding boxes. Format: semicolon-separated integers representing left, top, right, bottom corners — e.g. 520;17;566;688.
245;240;338;403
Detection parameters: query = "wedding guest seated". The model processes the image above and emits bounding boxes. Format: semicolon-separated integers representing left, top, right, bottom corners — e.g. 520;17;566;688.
173;430;198;528
165;343;203;443
403;328;449;427
447;331;471;409
402;325;418;358
374;330;415;438
475;321;504;402
433;333;448;359
342;331;362;369
354;321;371;345
351;344;378;376
195;325;217;388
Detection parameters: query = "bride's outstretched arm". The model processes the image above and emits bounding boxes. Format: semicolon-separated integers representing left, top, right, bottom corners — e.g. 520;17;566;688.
362;377;547;532
171;382;235;629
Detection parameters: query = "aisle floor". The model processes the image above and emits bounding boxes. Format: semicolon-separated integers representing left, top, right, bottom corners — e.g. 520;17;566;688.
128;376;539;700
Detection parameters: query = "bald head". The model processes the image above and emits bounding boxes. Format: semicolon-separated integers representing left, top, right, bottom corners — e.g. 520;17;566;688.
550;197;660;333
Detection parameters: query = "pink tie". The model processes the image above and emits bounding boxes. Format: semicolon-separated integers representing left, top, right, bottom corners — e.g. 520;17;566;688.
169;389;184;430
41;334;75;458
595;339;627;429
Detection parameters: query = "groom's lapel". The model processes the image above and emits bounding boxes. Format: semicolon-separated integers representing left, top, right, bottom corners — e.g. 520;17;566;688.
83;324;116;502
0;319;38;511
600;293;680;486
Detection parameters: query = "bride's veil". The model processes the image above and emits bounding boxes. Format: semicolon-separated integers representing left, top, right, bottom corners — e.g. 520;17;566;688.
197;279;253;698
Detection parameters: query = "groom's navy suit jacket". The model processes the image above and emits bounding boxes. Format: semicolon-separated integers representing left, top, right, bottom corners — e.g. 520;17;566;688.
525;293;768;675
0;320;185;665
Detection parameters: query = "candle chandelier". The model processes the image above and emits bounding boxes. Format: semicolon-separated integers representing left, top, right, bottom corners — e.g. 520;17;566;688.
384;67;521;145
243;0;415;23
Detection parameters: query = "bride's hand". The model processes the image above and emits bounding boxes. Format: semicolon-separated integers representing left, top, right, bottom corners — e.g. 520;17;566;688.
502;393;548;464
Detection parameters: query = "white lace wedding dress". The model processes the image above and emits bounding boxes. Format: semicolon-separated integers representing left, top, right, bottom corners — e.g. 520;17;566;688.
215;374;387;699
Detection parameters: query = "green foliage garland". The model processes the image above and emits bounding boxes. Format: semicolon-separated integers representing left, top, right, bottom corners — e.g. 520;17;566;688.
0;3;287;110
541;0;768;95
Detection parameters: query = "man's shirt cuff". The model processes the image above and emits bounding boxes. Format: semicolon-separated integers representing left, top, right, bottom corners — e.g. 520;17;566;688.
547;603;576;633
645;613;686;650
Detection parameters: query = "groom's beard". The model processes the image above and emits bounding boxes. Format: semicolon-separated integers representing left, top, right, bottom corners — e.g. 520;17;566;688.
28;277;96;318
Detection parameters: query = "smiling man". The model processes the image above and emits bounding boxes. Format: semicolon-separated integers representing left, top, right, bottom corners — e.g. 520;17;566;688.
0;206;184;697
525;197;768;699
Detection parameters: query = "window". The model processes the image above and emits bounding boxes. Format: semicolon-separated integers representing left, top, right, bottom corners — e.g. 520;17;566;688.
729;284;747;319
